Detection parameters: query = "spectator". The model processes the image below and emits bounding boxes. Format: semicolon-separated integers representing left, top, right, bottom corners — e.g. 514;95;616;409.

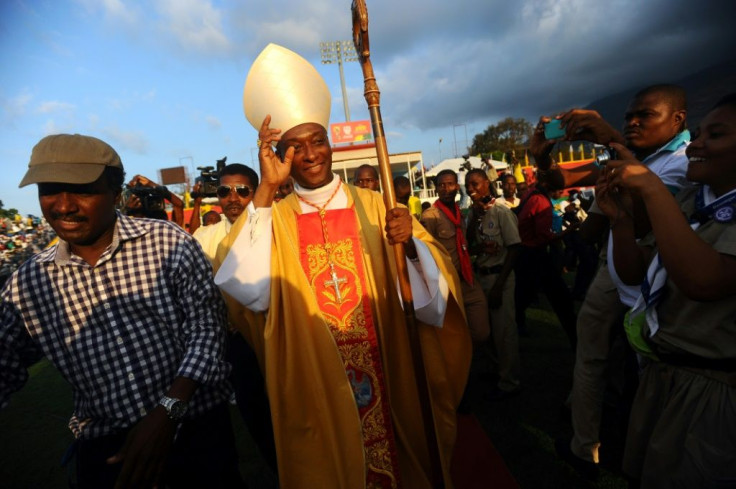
465;168;522;400
549;188;569;274
495;174;520;209
515;180;529;200
596;94;736;487
189;162;278;474
124;174;184;226
393;175;422;219
513;170;578;349
1;134;240;489
531;84;692;479
422;169;491;354
203;210;222;226
562;198;599;300
191;164;258;262
481;156;500;182
353;164;380;191
274;176;294;202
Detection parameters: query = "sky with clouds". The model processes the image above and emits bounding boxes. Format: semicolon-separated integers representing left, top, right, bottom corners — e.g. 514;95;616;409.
2;0;734;216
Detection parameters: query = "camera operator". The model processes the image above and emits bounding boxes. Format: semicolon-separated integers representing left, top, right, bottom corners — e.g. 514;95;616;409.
189;163;278;474
124;174;184;227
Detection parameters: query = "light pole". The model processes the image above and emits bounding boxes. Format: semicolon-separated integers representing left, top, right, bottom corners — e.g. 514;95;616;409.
320;40;358;122
453;123;468;157
438;138;443;162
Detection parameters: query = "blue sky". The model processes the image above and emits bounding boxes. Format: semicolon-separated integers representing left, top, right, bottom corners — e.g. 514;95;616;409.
2;0;734;216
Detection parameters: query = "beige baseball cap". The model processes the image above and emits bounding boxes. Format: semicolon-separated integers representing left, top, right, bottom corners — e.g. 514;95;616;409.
243;43;331;133
19;134;123;188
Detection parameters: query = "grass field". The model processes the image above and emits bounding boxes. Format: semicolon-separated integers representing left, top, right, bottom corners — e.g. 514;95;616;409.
0;291;629;489
470;305;629;489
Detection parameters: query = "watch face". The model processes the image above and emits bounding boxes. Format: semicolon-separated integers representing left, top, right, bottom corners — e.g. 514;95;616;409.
170;401;187;419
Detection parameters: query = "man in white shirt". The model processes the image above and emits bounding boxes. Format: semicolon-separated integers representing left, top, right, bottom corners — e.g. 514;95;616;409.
495;174;520;208
191;163;279;473
192;163;258;262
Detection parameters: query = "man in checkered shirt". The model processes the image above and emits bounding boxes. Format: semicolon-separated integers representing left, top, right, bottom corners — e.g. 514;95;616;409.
0;134;243;488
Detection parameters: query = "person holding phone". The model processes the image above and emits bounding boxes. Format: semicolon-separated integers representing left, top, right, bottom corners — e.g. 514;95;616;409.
595;93;736;488
530;84;692;479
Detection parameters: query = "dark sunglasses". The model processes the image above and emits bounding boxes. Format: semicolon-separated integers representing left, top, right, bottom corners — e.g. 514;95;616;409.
216;185;251;199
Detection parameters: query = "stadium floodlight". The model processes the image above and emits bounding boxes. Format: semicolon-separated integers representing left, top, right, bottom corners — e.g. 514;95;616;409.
320;40;358;122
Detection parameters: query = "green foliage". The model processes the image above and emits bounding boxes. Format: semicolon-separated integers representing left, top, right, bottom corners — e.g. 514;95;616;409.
0;208;19;219
470;117;533;157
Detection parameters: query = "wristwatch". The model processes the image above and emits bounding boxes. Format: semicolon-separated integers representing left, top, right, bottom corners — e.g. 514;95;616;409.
158;395;189;422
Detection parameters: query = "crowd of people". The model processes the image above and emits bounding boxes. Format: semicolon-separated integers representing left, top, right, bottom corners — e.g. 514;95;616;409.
1;40;734;489
0;217;55;287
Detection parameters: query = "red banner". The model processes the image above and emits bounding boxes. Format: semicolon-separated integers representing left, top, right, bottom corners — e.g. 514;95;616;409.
330;120;374;145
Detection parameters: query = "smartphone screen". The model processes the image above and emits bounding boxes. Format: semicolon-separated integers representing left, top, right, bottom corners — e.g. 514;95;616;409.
544;119;565;140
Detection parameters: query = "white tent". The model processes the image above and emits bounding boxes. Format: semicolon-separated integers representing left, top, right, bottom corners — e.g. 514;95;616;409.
425;156;508;177
414;156;509;206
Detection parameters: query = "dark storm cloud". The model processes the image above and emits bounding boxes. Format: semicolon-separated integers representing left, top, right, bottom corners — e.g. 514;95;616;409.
239;0;734;130
354;0;736;129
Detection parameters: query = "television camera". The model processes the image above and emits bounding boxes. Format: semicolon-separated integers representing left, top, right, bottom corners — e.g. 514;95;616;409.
192;156;227;199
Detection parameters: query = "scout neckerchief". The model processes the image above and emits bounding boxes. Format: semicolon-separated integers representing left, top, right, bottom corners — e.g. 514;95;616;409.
434;199;474;285
625;185;736;359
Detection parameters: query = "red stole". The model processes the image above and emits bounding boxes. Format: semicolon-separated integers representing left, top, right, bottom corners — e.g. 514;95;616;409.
297;207;400;488
434;200;474;285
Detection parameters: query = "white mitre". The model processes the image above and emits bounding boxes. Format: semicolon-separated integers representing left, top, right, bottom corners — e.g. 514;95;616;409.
243;43;331;133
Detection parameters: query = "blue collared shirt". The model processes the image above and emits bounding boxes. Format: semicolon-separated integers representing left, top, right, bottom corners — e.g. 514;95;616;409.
640;129;691;194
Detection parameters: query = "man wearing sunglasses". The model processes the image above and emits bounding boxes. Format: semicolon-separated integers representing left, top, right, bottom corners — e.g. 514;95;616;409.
190;163;278;474
191;163;258;263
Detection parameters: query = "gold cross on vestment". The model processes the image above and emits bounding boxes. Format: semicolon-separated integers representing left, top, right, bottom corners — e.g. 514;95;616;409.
324;262;347;304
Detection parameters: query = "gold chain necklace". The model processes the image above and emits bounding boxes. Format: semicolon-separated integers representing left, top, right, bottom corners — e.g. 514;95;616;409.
295;179;347;303
295;178;343;246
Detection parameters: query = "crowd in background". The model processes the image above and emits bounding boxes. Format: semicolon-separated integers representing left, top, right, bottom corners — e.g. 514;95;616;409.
2;82;734;489
0;217;55;287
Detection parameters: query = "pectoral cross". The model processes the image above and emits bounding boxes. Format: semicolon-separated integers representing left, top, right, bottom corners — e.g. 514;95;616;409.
324;262;347;304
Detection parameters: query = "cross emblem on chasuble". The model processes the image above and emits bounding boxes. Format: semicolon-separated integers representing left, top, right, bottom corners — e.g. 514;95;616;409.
324;262;348;304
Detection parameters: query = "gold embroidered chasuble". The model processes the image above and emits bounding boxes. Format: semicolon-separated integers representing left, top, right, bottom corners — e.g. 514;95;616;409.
215;183;472;489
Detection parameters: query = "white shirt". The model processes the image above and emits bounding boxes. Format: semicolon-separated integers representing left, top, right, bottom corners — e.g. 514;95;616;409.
192;217;232;264
495;196;519;208
607;133;692;306
215;174;449;326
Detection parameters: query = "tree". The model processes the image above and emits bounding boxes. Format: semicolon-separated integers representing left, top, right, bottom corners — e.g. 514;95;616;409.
0;201;19;219
469;117;533;158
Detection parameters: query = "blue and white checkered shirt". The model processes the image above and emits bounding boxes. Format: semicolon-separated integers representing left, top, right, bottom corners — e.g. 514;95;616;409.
0;213;232;439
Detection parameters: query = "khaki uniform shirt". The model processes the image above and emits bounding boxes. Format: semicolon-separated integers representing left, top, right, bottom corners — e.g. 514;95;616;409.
474;203;521;269
643;187;736;360
421;206;465;275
